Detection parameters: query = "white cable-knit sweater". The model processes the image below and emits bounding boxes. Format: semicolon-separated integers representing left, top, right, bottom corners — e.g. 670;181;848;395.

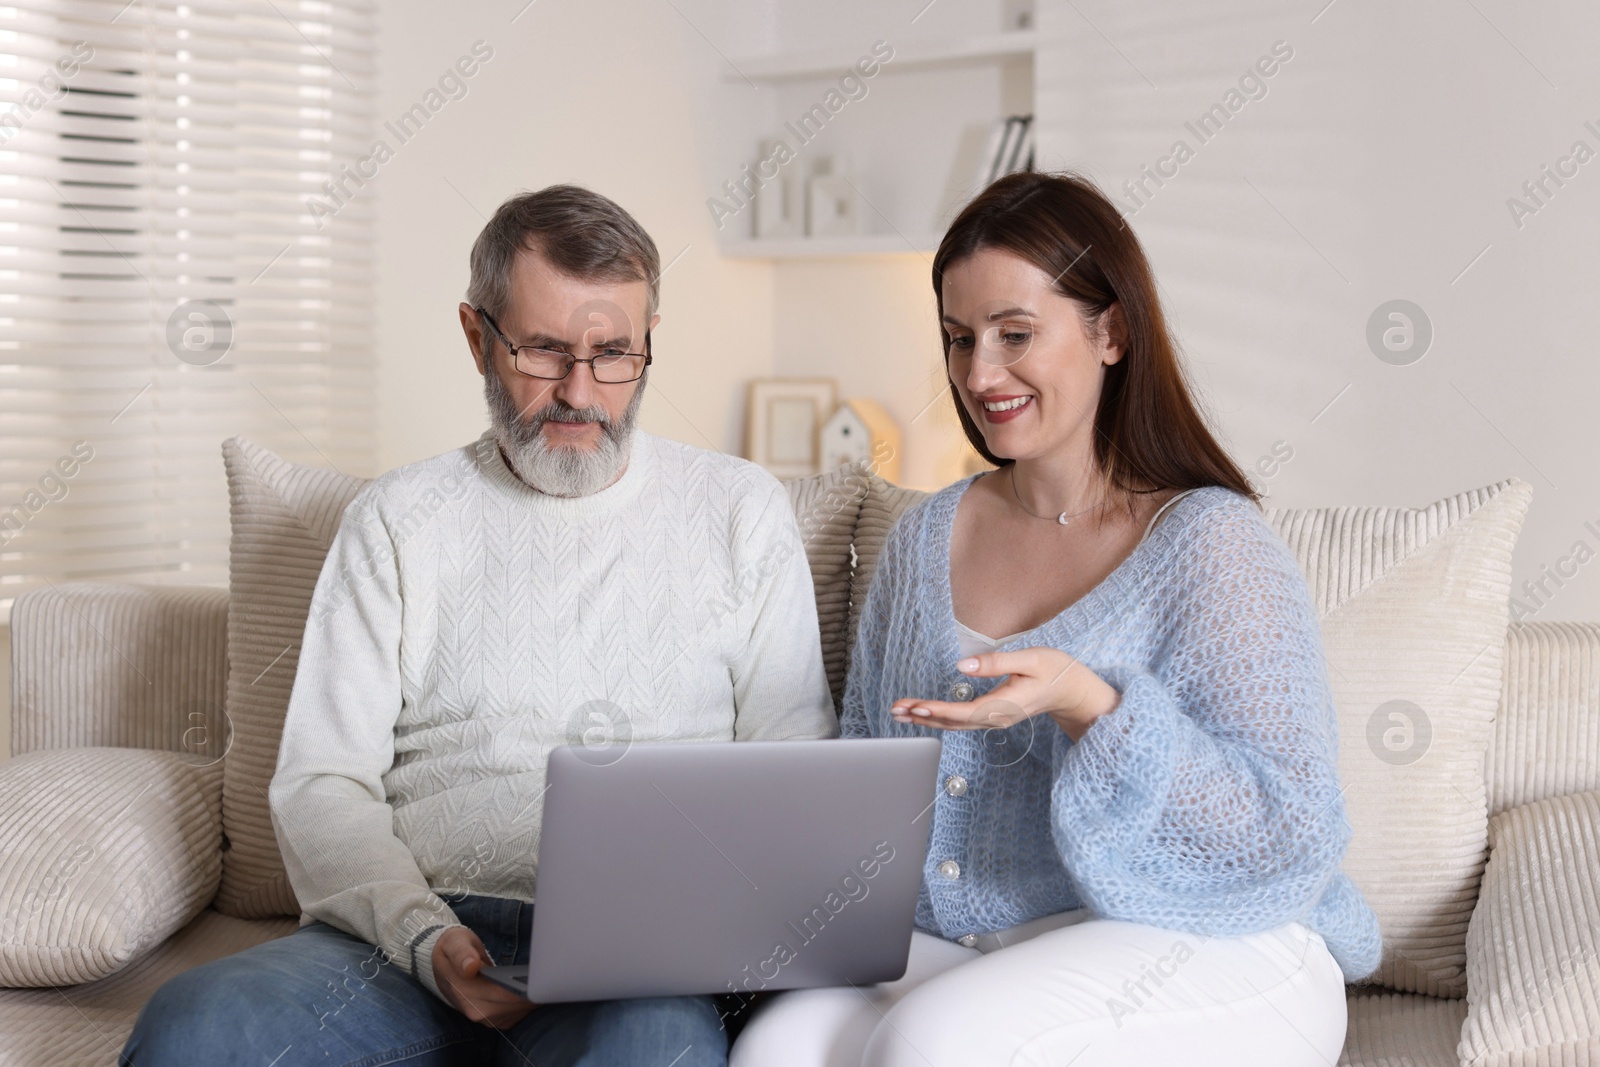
269;432;838;999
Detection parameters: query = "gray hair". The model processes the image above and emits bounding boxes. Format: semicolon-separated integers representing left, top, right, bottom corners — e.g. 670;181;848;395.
466;184;661;322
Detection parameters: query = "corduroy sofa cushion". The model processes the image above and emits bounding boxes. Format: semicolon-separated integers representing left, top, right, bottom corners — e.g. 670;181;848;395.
1340;990;1467;1067
1488;621;1600;818
1460;790;1600;1065
0;748;223;986
0;908;297;1064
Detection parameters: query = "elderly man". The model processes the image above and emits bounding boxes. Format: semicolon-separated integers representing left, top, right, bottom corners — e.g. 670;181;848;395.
121;185;837;1066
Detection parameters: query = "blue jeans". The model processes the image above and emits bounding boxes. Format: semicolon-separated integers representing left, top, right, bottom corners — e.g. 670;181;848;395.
120;895;730;1066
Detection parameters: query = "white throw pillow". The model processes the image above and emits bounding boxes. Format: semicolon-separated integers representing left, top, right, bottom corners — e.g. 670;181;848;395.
1460;790;1600;1065
1266;479;1532;995
0;748;223;986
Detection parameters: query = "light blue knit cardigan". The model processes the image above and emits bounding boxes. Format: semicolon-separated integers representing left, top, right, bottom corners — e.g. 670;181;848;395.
842;477;1383;981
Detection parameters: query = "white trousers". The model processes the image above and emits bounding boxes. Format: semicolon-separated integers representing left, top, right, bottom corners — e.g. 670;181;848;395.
728;913;1347;1067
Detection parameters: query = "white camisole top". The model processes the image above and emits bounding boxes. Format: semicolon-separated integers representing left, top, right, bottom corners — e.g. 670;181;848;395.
953;487;1204;659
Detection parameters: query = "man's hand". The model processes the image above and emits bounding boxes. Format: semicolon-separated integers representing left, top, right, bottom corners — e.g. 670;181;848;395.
432;926;537;1029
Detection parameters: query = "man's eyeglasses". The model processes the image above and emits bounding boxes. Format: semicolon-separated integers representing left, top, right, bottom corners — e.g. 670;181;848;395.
475;307;652;383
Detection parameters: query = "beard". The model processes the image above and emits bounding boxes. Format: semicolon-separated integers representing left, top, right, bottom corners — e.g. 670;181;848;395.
484;366;647;497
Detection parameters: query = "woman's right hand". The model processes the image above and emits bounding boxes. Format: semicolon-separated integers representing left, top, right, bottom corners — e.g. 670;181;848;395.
433;926;537;1029
891;647;1120;742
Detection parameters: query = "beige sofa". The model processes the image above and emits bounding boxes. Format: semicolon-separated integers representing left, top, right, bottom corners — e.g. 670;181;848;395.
2;444;1597;1066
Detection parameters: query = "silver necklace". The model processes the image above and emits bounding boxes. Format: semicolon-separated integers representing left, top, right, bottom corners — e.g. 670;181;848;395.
1009;466;1102;526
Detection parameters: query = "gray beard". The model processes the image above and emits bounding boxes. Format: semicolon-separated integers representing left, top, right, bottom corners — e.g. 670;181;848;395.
484;366;646;497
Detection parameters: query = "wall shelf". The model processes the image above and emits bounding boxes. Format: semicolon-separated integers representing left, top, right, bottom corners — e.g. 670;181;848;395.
708;2;1035;261
728;31;1037;83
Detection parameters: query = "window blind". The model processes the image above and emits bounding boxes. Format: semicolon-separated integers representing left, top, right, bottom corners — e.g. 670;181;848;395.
0;0;375;616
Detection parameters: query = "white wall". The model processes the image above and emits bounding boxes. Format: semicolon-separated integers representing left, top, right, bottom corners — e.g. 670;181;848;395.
371;0;775;470
768;256;961;491
1033;0;1600;621
368;0;1013;492
369;0;1600;621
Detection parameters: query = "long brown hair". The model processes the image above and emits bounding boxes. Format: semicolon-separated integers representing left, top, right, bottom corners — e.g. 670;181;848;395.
933;171;1259;505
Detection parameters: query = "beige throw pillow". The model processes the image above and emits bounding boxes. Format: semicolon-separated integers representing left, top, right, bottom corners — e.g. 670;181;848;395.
0;749;223;986
1266;478;1532;995
847;474;931;660
1460;790;1600;1065
216;438;369;918
784;462;872;711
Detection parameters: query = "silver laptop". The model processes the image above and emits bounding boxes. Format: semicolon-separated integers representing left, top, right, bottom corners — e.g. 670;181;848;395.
482;736;940;1003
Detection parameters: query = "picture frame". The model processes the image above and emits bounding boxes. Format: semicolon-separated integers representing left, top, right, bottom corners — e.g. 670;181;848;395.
744;378;838;479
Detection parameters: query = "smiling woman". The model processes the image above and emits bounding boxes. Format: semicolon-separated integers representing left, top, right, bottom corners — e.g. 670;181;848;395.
933;171;1255;504
732;172;1380;1067
927;172;1261;649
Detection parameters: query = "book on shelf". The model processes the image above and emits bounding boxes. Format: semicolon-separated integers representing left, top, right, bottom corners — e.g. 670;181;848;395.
975;114;1035;191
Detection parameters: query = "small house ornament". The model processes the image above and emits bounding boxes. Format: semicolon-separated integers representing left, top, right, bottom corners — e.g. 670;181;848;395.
819;397;901;482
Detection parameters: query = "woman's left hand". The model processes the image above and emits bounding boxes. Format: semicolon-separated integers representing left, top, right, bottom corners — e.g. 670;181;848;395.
890;647;1121;742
